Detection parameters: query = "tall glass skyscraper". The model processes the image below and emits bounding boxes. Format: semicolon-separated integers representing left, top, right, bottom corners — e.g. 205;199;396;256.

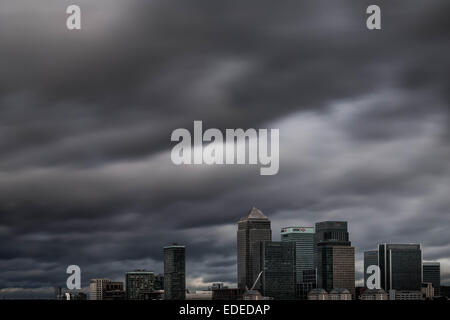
281;226;314;283
252;241;296;299
378;243;422;291
314;221;350;268
423;262;440;296
237;207;272;289
164;244;186;300
315;221;355;297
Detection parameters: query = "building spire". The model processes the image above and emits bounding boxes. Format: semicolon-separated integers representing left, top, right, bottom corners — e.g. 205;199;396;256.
246;206;268;220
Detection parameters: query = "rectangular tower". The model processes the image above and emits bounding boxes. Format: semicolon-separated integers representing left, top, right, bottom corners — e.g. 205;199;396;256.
378;244;422;291
314;221;350;269
252;241;296;299
281;226;314;283
237;207;272;289
317;242;355;297
423;262;440;296
164;244;186;300
315;221;354;297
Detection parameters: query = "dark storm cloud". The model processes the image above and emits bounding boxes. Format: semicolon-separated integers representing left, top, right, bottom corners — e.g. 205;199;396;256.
0;0;449;297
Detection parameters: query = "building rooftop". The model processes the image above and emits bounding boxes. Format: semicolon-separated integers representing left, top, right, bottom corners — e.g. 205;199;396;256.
239;207;268;222
126;270;154;274
423;261;440;266
330;288;351;294
164;243;186;249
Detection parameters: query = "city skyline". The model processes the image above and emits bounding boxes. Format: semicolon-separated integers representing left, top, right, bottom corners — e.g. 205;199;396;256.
1;206;449;298
52;208;443;300
12;207;448;299
1;0;450;299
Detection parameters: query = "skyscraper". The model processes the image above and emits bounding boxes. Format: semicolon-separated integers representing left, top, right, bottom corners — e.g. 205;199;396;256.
164;244;186;300
364;250;378;288
126;270;155;300
423;262;440;296
315;221;355;297
317;243;355;296
252;241;296;299
314;221;350;268
281;226;314;283
378;244;422;291
237;207;272;289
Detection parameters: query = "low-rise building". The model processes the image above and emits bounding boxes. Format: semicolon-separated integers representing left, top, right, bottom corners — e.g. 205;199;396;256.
329;288;352;300
360;289;388;300
421;283;434;300
307;288;328;300
389;290;423;300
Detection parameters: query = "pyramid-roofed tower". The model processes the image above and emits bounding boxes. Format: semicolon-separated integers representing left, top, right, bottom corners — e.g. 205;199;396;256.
237;206;271;289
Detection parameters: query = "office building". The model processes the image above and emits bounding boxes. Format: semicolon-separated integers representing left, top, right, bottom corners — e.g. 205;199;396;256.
126;270;155;300
89;278;112;300
317;243;355;297
314;221;350;268
378;244;422;291
315;221;355;297
281;226;314;283
364;250;378;287
237;207;272;289
103;281;125;300
164;244;186;300
423;262;440;296
252;241;296;300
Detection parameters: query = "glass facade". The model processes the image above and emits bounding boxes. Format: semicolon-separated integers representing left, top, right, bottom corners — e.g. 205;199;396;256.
314;221;349;269
315;221;355;298
237;207;272;289
281;226;314;283
423;262;440;296
378;244;422;291
252;241;296;300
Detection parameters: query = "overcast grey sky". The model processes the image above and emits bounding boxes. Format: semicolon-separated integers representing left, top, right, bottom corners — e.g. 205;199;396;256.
0;0;449;298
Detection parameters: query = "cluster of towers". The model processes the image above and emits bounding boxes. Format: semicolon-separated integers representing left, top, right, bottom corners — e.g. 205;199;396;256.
67;207;441;300
236;207;441;300
237;207;355;299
